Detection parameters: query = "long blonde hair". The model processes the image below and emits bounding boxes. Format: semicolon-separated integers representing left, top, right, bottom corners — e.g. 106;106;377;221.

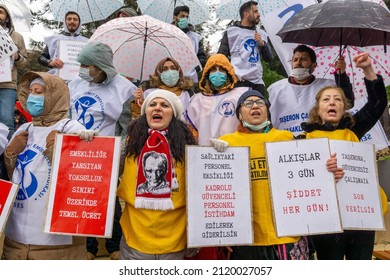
308;86;354;125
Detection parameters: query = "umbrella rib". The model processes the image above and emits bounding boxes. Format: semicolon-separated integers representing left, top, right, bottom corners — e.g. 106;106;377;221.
54;0;69;21
85;0;95;22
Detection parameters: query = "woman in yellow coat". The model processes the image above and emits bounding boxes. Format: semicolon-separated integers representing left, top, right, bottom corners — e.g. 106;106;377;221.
117;89;196;260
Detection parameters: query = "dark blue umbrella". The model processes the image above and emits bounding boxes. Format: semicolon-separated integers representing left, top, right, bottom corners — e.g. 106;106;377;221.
276;0;390;53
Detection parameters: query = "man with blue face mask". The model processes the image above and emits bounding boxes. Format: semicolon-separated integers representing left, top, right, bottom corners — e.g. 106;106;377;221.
173;5;206;85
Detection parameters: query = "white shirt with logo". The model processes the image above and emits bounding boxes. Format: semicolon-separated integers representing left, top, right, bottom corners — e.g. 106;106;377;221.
227;26;268;85
186;87;249;146
268;78;335;135
69;75;136;136
5;119;85;245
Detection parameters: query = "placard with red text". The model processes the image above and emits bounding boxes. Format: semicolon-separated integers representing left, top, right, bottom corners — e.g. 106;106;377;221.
266;138;342;237
44;134;120;237
330;140;385;230
186;146;253;247
0;180;19;234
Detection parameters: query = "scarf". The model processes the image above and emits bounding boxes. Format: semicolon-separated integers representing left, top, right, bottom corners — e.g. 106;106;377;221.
159;84;182;96
301;117;354;133
135;129;178;211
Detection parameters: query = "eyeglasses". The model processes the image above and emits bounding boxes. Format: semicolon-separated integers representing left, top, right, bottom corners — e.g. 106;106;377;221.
242;99;266;108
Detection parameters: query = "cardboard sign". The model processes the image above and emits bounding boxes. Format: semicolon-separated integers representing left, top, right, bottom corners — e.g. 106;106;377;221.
0;179;19;234
186;146;253;247
330;140;385;230
0;57;12;83
266;138;342;237
44;134;120;237
58;40;87;81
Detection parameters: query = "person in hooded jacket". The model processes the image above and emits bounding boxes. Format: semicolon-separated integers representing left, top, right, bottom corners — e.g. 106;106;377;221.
0;4;29;139
38;11;88;78
186;54;250;146
1;72;94;260
68;42;137;260
173;5;206;84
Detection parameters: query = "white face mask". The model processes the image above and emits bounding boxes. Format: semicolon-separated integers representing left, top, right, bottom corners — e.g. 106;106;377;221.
291;68;311;81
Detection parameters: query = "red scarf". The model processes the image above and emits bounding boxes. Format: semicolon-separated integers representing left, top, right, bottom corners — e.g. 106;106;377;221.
135;129;177;210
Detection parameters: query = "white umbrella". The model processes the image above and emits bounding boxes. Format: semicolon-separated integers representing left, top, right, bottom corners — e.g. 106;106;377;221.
88;15;201;82
50;0;124;24
137;0;209;25
0;0;31;32
0;25;17;63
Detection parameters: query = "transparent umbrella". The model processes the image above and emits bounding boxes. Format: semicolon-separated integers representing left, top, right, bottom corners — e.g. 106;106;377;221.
0;0;31;31
50;0;124;24
137;0;209;25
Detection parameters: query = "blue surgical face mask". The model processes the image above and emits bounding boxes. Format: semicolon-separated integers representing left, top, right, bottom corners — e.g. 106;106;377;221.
79;67;93;82
209;71;227;88
26;94;45;117
177;17;189;29
160;70;180;87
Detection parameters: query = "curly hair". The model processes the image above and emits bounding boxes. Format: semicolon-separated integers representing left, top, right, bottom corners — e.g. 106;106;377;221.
307;86;354;125
149;57;193;90
125;115;197;164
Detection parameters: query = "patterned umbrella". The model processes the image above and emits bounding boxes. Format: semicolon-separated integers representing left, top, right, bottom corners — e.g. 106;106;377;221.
313;45;390;99
88;15;201;82
50;0;124;24
0;25;17;63
137;0;209;25
0;0;31;31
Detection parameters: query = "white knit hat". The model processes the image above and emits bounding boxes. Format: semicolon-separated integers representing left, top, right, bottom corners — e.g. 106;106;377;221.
141;89;183;119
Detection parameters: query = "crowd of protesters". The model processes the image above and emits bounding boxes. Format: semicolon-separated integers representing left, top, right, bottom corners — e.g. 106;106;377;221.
0;1;388;261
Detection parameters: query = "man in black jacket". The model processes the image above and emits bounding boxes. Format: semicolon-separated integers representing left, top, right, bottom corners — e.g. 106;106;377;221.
218;1;273;94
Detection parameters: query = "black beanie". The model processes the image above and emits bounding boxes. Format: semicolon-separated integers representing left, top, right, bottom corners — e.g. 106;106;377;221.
235;90;270;119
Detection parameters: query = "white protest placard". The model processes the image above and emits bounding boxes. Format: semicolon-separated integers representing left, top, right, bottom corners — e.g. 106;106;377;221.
330;140;385;230
44;134;120;237
0;180;19;234
186;146;253;247
0;57;12;83
58;40;87;81
266;138;342;237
